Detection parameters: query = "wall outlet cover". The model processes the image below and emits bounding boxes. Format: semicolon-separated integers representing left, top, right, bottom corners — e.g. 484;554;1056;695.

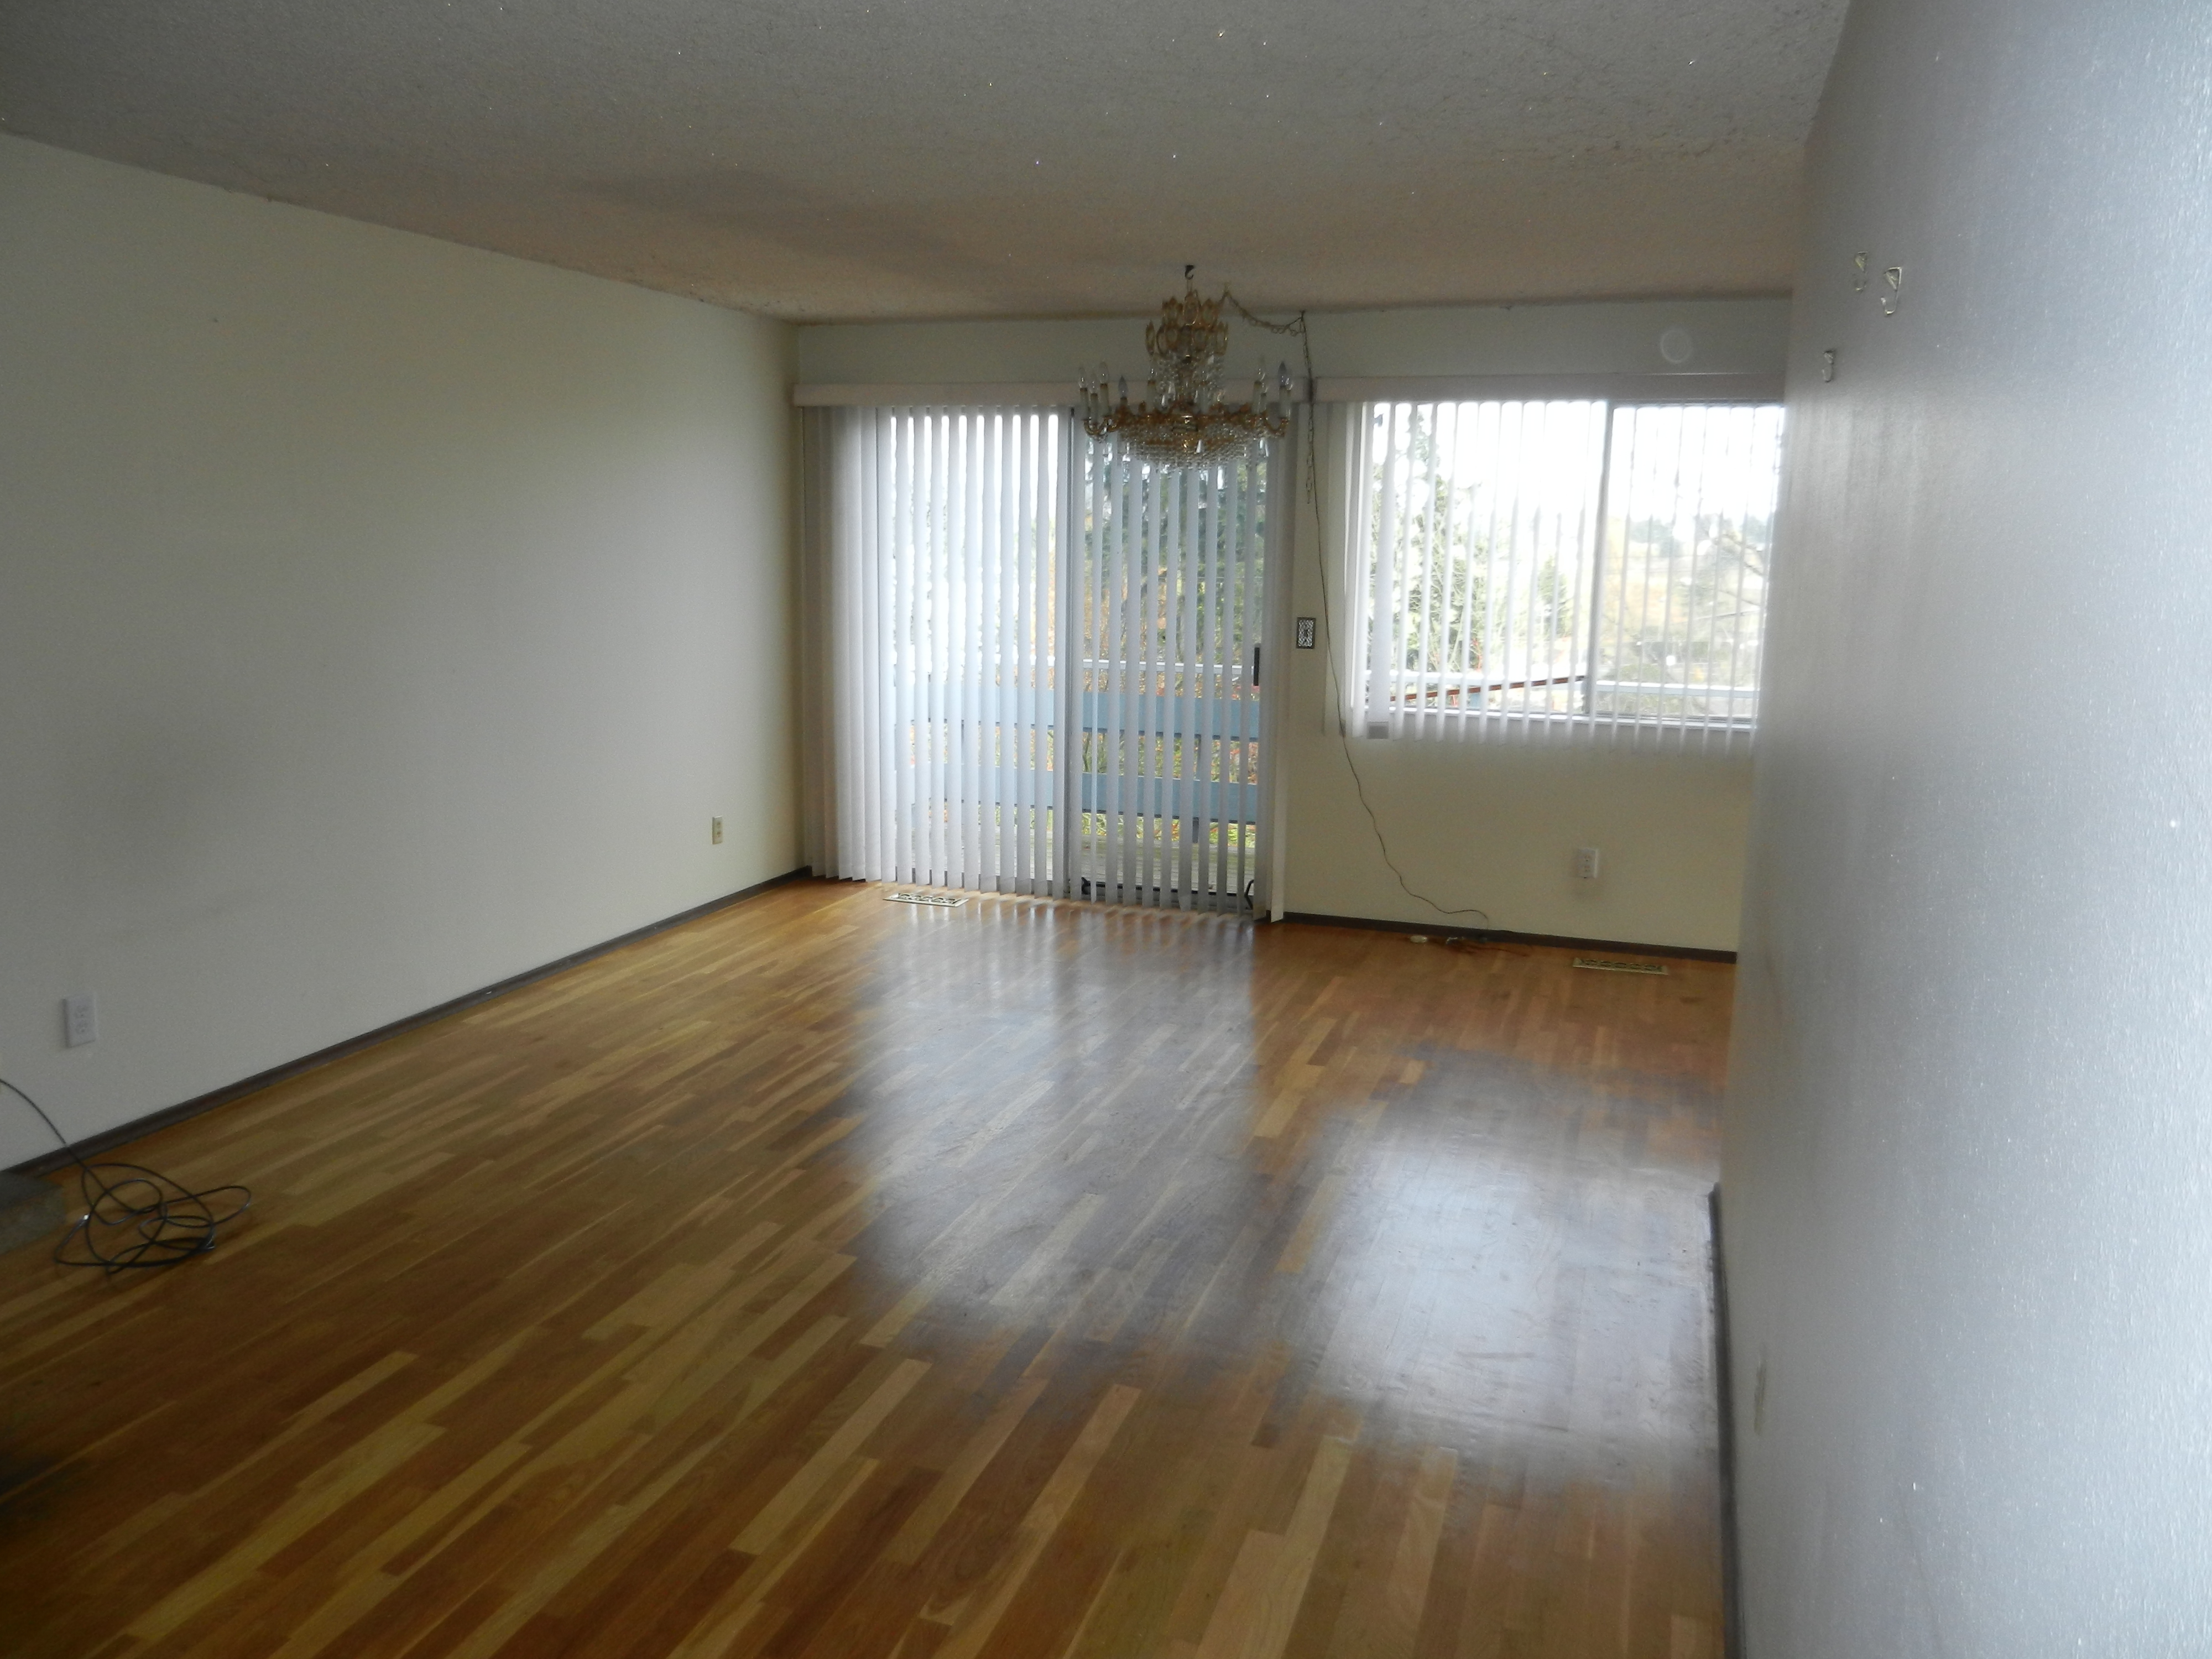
63;993;97;1047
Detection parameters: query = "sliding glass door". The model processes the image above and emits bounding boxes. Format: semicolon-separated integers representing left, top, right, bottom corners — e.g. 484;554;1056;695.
804;406;1276;914
1073;443;1271;913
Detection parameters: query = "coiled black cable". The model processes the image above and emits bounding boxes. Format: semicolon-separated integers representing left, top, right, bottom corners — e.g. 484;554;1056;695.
2;1077;250;1273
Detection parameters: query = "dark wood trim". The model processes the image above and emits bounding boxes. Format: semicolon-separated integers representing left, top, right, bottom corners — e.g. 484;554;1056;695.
1276;910;1736;963
8;868;813;1176
1711;1185;1745;1659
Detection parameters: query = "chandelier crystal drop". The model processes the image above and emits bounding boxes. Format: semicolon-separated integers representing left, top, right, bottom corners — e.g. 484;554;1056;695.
1079;274;1294;472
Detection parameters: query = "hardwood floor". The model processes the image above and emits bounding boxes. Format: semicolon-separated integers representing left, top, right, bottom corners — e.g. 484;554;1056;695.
0;881;1731;1659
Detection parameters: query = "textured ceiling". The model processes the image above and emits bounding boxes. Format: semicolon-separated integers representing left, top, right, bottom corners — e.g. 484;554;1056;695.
0;1;1846;320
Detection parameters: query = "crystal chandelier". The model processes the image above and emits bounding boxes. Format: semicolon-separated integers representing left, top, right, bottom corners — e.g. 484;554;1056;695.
1079;270;1296;471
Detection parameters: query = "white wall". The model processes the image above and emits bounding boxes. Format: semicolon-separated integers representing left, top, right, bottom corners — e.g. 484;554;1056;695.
1275;719;1752;951
799;299;1784;951
796;298;1789;387
1726;2;2212;1653
0;137;797;1167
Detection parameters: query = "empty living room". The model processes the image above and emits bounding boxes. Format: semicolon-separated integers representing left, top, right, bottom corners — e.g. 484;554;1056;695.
4;2;2210;1656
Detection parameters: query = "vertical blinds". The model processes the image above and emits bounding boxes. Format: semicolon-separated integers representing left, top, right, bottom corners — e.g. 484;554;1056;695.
1075;445;1269;913
1349;400;1608;740
1596;404;1782;740
800;393;1770;906
1348;399;1784;751
800;409;1275;911
813;406;1063;891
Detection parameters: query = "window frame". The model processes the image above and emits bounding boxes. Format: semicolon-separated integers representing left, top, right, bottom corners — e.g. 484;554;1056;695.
1331;380;1786;748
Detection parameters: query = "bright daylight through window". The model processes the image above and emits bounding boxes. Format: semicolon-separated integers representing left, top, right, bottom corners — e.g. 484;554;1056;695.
802;405;1271;911
1348;400;1785;750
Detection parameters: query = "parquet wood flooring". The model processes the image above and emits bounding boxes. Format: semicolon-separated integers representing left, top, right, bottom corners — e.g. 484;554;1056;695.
0;881;1731;1659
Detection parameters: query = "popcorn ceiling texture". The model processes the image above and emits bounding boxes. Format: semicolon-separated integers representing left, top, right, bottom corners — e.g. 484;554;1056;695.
0;0;1845;319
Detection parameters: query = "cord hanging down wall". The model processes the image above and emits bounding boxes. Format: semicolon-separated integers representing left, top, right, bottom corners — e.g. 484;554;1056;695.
2;1078;251;1272
1234;290;1493;930
1074;271;1492;930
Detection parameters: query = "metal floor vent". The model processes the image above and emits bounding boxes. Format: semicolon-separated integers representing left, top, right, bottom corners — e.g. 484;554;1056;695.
1573;957;1667;975
886;890;966;907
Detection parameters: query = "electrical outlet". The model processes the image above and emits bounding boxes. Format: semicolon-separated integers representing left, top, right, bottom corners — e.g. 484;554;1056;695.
1295;616;1317;649
711;817;724;845
63;993;97;1048
1573;847;1602;881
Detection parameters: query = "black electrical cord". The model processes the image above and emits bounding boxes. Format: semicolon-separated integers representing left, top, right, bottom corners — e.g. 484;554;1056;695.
1221;288;1494;930
2;1077;250;1273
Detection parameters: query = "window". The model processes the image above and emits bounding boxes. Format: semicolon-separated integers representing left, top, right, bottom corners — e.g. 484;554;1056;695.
1348;399;1785;748
812;405;1064;893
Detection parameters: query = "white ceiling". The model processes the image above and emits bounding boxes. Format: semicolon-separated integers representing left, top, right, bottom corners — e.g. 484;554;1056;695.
0;1;1847;321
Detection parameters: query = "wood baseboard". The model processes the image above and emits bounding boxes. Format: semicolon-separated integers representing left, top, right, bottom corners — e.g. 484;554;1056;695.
7;868;813;1176
1711;1185;1746;1659
1276;910;1737;963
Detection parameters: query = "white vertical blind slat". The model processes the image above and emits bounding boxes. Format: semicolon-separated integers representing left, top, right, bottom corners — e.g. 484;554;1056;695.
972;415;992;880
1015;414;1035;881
1175;471;1199;903
1142;470;1166;899
1601;409;1634;749
1223;463;1239;901
857;410;881;874
1136;463;1161;899
925;414;948;881
892;413;916;875
1007;415;1025;881
1102;447;1129;897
